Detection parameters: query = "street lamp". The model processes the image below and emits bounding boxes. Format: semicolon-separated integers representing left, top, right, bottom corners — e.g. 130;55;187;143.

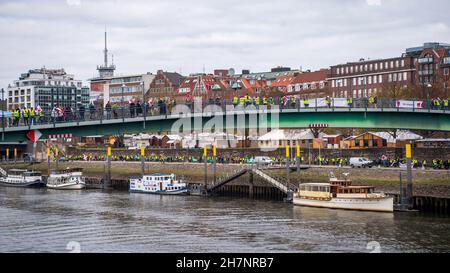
1;88;4;141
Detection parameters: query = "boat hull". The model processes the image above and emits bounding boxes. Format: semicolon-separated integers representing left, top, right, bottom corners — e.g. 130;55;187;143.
47;183;86;190
293;196;394;212
129;188;190;195
0;180;46;188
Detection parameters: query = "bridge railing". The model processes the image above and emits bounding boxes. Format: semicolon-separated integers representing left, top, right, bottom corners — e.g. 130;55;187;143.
2;97;448;130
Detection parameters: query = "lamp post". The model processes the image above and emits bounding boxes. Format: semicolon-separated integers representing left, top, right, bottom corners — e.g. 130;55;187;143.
1;88;4;141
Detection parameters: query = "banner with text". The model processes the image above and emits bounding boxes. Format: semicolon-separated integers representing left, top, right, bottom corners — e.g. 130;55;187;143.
396;100;424;109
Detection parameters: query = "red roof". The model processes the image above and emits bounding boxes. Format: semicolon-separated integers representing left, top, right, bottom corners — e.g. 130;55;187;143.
292;69;330;84
178;75;215;94
271;75;296;87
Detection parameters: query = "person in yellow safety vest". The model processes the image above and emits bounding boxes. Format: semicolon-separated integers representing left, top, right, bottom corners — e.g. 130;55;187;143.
435;98;441;110
325;96;332;108
262;96;268;105
239;96;246;105
443;98;449;110
233;96;239;106
13;108;20;126
303;98;310;108
347;97;353;108
246;95;252;106
30;107;35;125
254;96;260;106
290;97;296;108
23;108;29;126
38;110;44;124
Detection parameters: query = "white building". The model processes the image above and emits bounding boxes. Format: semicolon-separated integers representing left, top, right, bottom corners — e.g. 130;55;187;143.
258;129;325;149
181;132;240;149
6;68;90;112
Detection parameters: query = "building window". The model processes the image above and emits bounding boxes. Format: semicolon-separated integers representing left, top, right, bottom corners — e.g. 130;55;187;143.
345;67;349;74
336;68;340;75
368;76;372;84
395;60;399;68
444;68;450;76
401;60;405;67
350;66;354;73
379;75;383;83
390;61;394;68
388;74;392;82
373;75;378;84
374;63;378;70
352;78;357;86
369;64;373;71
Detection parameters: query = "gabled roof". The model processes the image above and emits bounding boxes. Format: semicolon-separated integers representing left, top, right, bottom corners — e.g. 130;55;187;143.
163;72;184;86
271;75;296;87
179;75;215;93
292;69;329;84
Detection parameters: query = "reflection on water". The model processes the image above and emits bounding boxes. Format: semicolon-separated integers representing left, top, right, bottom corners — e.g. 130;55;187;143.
0;187;449;253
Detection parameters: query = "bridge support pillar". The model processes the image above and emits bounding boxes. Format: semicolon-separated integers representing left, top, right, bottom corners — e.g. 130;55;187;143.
249;171;254;198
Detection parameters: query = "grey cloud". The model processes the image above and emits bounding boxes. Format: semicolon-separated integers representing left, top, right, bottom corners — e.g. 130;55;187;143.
0;0;449;88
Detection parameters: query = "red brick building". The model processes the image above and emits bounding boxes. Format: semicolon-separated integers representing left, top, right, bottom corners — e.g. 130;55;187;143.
328;56;415;98
405;43;450;97
328;42;450;99
146;70;184;100
288;69;330;98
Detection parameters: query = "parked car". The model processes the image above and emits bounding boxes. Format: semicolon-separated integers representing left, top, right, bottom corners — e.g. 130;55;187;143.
349;157;373;168
254;156;274;165
59;157;69;162
23;153;37;163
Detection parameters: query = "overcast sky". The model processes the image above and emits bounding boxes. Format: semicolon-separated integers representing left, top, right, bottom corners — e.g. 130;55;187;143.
0;0;449;88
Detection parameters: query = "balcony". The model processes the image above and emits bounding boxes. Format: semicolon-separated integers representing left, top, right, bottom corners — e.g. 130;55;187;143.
418;69;434;76
418;57;434;64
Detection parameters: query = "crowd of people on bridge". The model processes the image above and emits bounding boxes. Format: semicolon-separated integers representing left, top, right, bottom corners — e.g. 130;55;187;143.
5;94;450;127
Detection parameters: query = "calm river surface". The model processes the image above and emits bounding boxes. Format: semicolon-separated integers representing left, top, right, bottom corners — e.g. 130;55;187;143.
0;187;449;253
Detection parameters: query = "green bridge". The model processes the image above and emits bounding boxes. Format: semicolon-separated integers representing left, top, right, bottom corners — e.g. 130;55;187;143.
2;108;450;142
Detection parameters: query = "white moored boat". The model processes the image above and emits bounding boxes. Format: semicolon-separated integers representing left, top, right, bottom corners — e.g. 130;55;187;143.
46;168;86;190
129;173;189;195
293;173;394;212
0;168;44;188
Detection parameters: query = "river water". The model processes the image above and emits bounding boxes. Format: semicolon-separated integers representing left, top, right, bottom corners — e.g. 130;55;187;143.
0;187;449;253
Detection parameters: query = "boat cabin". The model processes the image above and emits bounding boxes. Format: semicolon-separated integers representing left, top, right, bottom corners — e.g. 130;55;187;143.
141;173;176;182
8;169;41;177
50;168;83;175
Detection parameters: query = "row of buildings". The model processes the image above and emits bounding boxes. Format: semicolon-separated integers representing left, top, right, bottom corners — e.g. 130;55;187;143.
88;41;450;107
3;35;450;112
79;129;450;150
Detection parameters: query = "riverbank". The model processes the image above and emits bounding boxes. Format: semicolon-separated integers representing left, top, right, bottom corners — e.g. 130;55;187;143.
3;161;450;197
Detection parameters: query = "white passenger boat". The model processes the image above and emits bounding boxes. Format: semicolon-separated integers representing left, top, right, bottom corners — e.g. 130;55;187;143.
293;173;394;212
129;173;189;195
0;168;45;188
46;168;86;190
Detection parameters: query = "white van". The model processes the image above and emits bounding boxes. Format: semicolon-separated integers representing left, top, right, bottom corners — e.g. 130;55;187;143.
349;157;373;168
255;156;274;165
